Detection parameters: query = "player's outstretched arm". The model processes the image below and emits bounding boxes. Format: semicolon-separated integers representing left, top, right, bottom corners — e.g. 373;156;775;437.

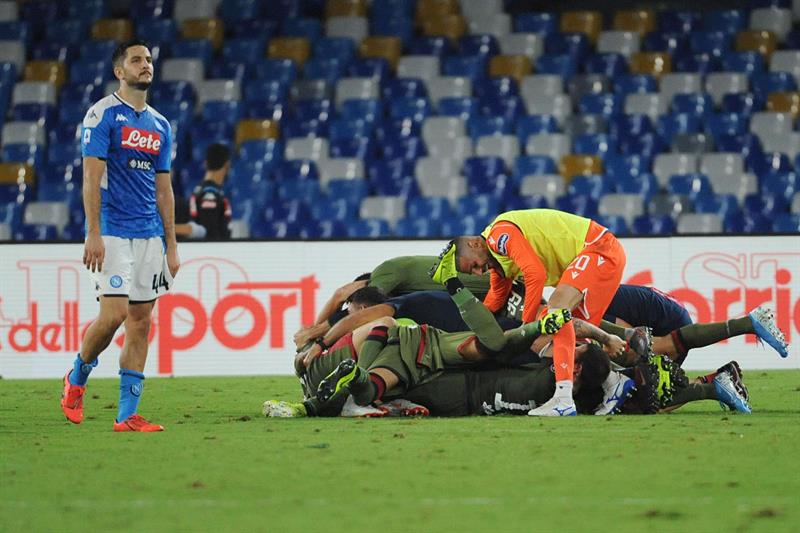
82;157;106;273
156;172;180;278
573;319;626;358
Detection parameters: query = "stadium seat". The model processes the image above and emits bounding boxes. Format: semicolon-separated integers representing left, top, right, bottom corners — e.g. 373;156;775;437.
579;93;624;118
667;173;714;203
598;31;640;57
513;155;558;182
772;213;800;233
394;217;442;237
750;7;792;41
562;115;607;137
173;0;217;23
735;30;776;59
359;196;405;228
677;213;722;234
474;135;519;168
572;133;616;161
535;54;578;80
585;53;628;77
519;174;563;205
427;77;472;106
613;74;657;96
558;155;603;181
653;153;698;187
526;133;571;162
624;92;668;120
499;33;544;60
721;51;765;75
326;0;367;18
567;174;614;201
616;172;659;202
359;37;402;71
605;153;652;179
632;214;676;235
90;19;133;43
268;37;311;68
422;14;467;43
318;158;364;188
567;74;611;102
660;73;702;104
629;52;672;78
704;9;746;34
523;93;572;125
489;55;532;83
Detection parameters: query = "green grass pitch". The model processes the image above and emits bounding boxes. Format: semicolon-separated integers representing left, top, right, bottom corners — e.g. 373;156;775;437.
1;371;798;532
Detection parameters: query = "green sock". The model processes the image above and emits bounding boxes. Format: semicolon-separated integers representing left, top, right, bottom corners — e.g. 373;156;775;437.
347;367;375;406
451;287;506;352
357;326;391;368
600;319;627;338
666;383;717;407
500;321;542;357
677;317;753;351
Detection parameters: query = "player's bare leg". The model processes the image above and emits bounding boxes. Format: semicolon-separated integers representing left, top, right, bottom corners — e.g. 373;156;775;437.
61;296;127;424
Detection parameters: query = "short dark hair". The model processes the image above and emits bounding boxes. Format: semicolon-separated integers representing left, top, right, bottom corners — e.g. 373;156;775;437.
111;39;151;68
205;143;231;171
346;287;387;308
353;272;371;282
577;343;611;389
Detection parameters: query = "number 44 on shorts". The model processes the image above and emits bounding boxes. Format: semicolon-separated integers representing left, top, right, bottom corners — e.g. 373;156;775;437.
152;272;169;293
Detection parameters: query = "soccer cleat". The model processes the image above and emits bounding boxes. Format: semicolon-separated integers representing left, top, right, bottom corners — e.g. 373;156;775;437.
538;308;572;335
749;306;789;359
429;240;458;284
594;371;636;415
714;370;752;414
381;399;430;417
340;396;387;417
527;396;577;417
262;400;308;418
112;414;164;432
625;326;653;364
316;358;361;403
60;371;85;424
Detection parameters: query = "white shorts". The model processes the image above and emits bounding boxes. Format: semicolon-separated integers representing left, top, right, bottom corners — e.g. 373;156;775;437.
91;236;174;302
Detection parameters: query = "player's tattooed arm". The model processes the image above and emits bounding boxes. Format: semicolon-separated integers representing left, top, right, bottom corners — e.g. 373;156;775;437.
573;319;626;358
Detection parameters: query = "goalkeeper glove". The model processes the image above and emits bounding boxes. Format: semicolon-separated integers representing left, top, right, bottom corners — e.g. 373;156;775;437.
538;309;572;335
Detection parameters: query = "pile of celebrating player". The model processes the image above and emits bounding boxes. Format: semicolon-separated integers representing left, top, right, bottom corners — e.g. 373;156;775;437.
266;208;790;418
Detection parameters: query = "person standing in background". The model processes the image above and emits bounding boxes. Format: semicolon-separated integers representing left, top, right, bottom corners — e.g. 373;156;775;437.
189;143;232;240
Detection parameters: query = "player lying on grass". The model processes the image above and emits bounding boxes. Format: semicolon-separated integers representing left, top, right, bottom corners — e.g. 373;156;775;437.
284;276;574;417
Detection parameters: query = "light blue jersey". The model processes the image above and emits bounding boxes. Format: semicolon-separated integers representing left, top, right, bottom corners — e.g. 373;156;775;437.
81;92;173;239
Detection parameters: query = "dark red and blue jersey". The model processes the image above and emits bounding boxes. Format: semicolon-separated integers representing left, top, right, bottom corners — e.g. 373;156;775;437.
605;284;693;336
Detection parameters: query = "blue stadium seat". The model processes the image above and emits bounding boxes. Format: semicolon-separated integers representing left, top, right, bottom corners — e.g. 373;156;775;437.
406;196;451;221
21;1;60;41
705;112;748;140
728;213;771;233
609;114;653;140
717;133;763;165
282;18;322;43
616;172;659;202
749;153;792;178
202;101;242;127
150;81;195;105
329;118;375;143
300;219;349;239
440;215;494;235
596;215;629;236
330;137;376;159
744;192;787;218
230;19;278;40
442;56;487;82
721;51;765;75
383;78;427;100
395;217;442;238
347;58;390;82
251;219;303;239
277;179;321;202
567;175;614;201
555;194;599;218
633;214;676;235
504;194;549;211
313;38;355;65
348;218;391;238
618;132;667;158
407;36;452;57
480;95;525;122
642;31;690;56
695;193;741;219
773;213;800;233
47;142;82;167
273;159;319;182
49;121;81;144
605;154;652;179
0;21;31;45
169;39;213;68
514;12;557;35
31;43;79;64
67;0;106;20
465;168;511;197
136;18;177;44
578;93;624;118
656;113;702;143
69;61;111;86
437;97;479;120
253;59;297;84
2;144;45;170
585;53;627;77
243;80;288;105
12;103;56;128
220;0;263;23
17;224;59;241
572;134;616;161
751;72;797;100
388;97;430;123
458;35;500;58
786;27;800;49
703;9;746;34
671;93;714;117
673;53;721;75
239;139;283;165
761;172;798;202
340;98;383;124
513;155;557;181
689;31;732;58
468;116;513;140
60;83;101;108
326;179;369;206
516;115;558;144
304;57;347;83
457;194;501;220
613;74;657;96
371;0;414;18
263;0;304;19
369;17;413;45
45;19;87;45
720;92;763;115
667;173;714;202
80;40;117;63
311;197;359;223
658;10;703;33
222;38;266;66
380;135;426;161
262;198;311;225
369;173;418;197
536;54;577;80
545;32;589;60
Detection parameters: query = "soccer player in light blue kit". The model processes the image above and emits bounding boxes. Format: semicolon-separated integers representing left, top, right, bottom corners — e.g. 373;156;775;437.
60;40;179;432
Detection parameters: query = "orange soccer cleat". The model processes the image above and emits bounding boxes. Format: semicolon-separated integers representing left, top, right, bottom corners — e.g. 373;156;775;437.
113;414;164;432
61;371;85;424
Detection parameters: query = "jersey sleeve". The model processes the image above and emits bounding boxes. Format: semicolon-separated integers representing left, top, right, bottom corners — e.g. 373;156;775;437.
486;221;547;323
482;269;513;314
81;105;111;159
155;120;173;173
368;260;401;295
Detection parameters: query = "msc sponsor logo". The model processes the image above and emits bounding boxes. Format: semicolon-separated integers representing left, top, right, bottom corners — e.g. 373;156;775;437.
128;157;153;171
121;126;162;154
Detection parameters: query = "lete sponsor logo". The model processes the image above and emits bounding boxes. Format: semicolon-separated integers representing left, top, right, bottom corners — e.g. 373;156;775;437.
121;126;161;154
0;257;319;375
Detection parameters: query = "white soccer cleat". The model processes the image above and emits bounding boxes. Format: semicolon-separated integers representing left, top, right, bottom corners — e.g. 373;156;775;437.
749;306;789;359
594;371;636;415
262;400;307;418
340;395;387;417
527;396;577;417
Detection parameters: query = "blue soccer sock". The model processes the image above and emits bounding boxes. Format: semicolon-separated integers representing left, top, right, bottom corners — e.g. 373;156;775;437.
117;369;145;422
68;355;98;386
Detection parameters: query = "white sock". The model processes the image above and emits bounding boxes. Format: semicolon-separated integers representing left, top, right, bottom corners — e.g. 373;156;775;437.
603;372;618;389
554;380;573;400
